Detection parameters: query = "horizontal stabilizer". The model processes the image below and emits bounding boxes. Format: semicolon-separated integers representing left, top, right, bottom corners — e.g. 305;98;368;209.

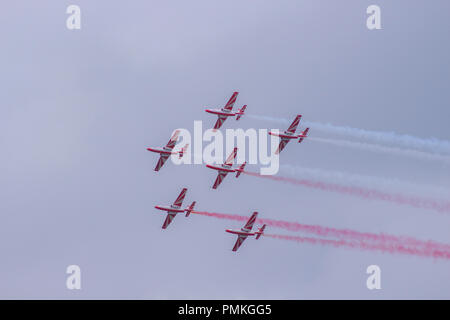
185;201;196;217
299;128;309;143
235;161;247;178
255;224;266;240
179;143;189;158
236;105;247;121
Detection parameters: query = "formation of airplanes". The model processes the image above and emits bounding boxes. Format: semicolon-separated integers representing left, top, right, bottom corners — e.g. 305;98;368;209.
147;92;309;252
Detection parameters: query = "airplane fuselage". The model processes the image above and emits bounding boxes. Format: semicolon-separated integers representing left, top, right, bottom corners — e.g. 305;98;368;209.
268;131;301;139
205;108;236;117
146;147;178;155
154;205;185;213
206;164;236;173
225;229;256;236
269;128;308;139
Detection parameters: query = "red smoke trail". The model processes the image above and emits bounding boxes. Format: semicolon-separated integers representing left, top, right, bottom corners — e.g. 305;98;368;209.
192;211;450;253
264;234;450;260
242;171;450;214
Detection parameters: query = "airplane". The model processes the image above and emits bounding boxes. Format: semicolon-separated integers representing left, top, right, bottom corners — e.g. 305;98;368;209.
205;92;247;130
205;147;247;189
154;188;196;229
268;115;309;154
225;211;267;252
146;130;189;171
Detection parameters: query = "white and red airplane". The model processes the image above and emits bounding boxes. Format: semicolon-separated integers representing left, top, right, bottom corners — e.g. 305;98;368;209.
205;147;247;189
226;212;266;252
146;130;189;171
154;188;196;229
268;115;309;154
205;92;247;130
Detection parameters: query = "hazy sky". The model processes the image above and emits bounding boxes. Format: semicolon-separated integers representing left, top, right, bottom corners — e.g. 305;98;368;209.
1;1;450;299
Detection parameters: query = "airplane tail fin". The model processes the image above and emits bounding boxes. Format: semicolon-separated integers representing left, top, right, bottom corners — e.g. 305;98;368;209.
235;161;247;178
178;143;189;158
236;105;247;121
298;128;309;143
255;224;266;240
185;201;196;217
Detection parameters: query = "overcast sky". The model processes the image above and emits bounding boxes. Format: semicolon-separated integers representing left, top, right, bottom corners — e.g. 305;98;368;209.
1;1;450;299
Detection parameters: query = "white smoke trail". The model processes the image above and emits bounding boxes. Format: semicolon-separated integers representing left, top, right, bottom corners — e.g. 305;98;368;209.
280;164;450;200
248;114;450;155
309;137;450;164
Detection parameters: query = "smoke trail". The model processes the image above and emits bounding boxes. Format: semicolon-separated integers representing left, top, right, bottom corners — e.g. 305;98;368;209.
243;171;450;214
309;137;450;164
248;114;450;155
264;234;450;260
280;164;450;199
191;210;450;252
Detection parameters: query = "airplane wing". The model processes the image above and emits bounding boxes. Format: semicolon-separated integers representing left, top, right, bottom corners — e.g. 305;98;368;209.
173;188;187;208
286;115;302;134
232;234;248;252
154;154;170;171
222;92;239;111
275;138;290;155
212;171;228;189
224;147;238;167
164;130;180;151
242;212;258;232
162;213;176;229
213;115;227;130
